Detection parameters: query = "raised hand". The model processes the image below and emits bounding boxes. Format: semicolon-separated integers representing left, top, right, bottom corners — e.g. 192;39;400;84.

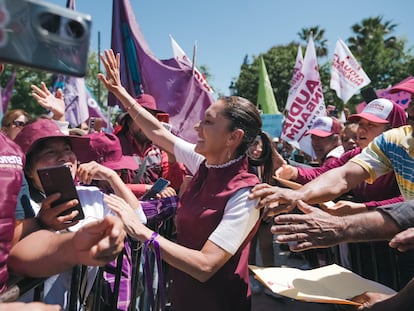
31;82;65;121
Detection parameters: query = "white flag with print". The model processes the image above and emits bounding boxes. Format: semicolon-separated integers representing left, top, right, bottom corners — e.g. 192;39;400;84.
285;46;304;111
330;39;371;103
170;35;213;93
281;34;326;157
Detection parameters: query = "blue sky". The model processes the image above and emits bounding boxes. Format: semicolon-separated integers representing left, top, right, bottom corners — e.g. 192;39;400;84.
50;0;414;99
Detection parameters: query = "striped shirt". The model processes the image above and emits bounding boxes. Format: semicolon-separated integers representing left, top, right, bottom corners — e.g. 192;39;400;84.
351;125;414;200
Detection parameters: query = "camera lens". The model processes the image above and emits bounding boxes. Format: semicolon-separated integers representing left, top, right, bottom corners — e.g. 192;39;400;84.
39;13;60;34
66;20;84;39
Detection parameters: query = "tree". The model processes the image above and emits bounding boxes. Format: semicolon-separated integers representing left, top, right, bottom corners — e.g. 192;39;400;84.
235;43;299;111
0;64;52;117
298;26;329;57
347;16;412;90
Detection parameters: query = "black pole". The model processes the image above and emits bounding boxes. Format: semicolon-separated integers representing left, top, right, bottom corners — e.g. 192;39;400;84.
97;31;101;105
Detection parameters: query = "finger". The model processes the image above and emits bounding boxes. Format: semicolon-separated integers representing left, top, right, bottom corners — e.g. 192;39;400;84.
296;200;318;214
40;81;49;93
56;88;63;99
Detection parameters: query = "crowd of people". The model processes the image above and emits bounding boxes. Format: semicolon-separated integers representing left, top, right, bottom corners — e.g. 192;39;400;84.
2;46;414;311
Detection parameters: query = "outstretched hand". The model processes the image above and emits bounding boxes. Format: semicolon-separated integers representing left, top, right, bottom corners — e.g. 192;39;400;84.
272;200;347;251
389;228;414;252
104;193;150;242
72;215;126;265
248;183;301;216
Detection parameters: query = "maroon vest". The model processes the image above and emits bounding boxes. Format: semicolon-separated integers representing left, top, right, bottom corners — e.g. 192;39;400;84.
171;156;259;311
0;133;24;292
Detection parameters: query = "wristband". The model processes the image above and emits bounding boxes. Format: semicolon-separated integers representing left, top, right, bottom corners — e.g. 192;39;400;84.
144;231;159;245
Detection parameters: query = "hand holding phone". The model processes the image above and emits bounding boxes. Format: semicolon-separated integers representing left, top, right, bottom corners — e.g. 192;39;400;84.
141;178;170;200
37;165;85;221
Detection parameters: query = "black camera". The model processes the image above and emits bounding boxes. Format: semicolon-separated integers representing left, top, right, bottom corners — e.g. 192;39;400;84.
0;0;91;77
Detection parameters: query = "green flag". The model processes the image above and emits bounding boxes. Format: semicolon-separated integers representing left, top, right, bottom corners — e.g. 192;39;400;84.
257;56;279;114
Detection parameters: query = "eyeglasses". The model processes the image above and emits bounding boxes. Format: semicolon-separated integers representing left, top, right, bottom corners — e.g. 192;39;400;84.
12;120;26;127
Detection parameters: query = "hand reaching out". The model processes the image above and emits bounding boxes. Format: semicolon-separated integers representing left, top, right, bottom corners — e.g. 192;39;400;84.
31;82;65;121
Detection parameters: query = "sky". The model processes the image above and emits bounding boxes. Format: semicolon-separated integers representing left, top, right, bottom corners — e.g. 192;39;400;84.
49;0;414;99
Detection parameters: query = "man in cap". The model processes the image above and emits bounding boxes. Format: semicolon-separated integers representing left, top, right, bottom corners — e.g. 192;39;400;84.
250;91;414;215
115;93;187;198
305;116;344;166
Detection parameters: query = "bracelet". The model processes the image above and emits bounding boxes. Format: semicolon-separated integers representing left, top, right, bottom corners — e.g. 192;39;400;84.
144;232;159;246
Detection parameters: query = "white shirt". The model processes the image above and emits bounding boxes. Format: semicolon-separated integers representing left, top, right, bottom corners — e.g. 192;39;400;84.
174;138;259;255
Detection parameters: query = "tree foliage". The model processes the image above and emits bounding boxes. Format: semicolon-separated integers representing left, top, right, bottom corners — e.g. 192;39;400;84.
234;16;414;114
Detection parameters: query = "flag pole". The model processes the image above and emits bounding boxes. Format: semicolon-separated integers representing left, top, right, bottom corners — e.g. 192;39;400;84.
191;40;197;75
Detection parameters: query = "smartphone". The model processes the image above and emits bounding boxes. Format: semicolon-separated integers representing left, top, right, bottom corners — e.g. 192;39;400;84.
37;165;85;221
141;178;170;200
156;113;170;123
156;113;172;132
0;0;91;77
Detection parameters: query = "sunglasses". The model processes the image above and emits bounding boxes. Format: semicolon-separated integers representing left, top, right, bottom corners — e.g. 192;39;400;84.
12;120;26;127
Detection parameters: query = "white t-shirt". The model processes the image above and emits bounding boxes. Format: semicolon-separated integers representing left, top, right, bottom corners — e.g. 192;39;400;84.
174;138;259;255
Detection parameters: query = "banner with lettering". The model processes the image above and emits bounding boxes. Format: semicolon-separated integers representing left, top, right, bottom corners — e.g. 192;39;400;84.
330;39;371;103
281;34;326;157
285;46;304;112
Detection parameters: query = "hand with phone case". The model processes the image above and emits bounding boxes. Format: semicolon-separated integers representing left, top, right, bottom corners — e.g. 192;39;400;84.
37;166;85;229
141;178;171;200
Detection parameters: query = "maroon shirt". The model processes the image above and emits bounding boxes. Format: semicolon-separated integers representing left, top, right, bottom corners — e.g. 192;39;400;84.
171;156;259;311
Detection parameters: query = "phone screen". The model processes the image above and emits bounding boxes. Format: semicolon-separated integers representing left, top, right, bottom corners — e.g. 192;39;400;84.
141;178;170;200
37;165;85;221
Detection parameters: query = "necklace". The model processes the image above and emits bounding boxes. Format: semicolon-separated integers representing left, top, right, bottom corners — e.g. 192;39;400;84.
205;155;244;169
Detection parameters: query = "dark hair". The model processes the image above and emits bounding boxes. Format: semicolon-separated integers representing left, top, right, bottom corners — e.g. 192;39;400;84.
221;96;262;155
247;132;276;183
221;96;275;182
25;137;73;177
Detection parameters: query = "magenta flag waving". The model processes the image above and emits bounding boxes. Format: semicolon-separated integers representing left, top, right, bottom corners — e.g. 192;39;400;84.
110;0;214;143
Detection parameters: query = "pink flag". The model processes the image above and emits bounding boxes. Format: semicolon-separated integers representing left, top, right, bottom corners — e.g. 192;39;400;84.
285;46;304;111
330;39;371;103
111;0;214;143
281;34;326;157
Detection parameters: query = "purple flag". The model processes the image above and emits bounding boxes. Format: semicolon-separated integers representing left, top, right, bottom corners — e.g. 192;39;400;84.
1;70;16;113
85;86;113;131
110;0;214;143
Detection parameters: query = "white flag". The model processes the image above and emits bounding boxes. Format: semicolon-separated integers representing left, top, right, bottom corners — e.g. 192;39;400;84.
281;34;326;157
285;46;304;111
170;35;213;93
330;39;371;103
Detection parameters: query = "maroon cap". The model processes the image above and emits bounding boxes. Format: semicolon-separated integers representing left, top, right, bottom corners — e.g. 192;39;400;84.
135;93;163;113
306;117;342;137
14;119;89;156
77;132;138;171
390;78;414;94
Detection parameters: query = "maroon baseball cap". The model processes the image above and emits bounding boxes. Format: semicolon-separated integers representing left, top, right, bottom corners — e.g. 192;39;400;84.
14;119;89;156
390;78;414;94
135;93;163;113
77;132;138;171
306;117;342;137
